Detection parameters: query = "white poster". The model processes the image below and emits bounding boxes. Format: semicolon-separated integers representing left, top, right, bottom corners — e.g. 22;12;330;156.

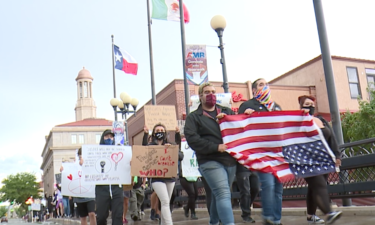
181;142;201;177
61;162;95;198
81;145;132;185
31;203;40;211
190;93;232;112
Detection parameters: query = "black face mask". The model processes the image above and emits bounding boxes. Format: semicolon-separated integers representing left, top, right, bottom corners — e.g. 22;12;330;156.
155;132;165;140
302;106;315;116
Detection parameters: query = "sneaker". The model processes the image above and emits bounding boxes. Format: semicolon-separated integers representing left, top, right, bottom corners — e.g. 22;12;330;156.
326;211;342;224
123;218;128;224
141;211;145;216
154;214;160;221
263;220;273;225
307;215;325;224
243;216;255;223
150;209;155;220
131;214;139;221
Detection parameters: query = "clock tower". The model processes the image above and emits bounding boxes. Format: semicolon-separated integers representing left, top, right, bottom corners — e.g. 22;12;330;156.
75;67;97;121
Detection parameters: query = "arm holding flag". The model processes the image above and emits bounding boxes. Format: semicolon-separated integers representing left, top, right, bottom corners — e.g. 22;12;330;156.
184;114;219;155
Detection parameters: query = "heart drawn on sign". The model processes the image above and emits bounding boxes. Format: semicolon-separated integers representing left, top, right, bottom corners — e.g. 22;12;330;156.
111;152;124;171
111;152;123;163
67;174;73;180
78;171;82;178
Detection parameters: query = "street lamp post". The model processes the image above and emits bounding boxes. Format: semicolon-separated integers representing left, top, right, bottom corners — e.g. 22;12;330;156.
110;92;139;145
211;15;229;93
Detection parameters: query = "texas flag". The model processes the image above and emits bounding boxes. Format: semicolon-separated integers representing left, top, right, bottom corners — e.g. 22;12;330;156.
114;45;138;75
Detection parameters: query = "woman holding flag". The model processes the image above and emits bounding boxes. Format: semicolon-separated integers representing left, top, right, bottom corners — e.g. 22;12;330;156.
298;95;342;224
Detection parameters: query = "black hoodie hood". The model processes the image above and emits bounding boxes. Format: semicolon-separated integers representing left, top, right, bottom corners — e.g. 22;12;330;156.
100;129;115;145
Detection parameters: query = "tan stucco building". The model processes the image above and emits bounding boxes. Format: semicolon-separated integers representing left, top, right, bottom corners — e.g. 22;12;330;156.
40;68;112;196
127;55;375;145
270;55;375;118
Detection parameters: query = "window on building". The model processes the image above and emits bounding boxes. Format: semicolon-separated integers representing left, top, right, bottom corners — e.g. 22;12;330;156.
366;68;375;100
79;82;83;98
84;81;88;98
71;135;77;144
96;134;101;144
346;67;361;99
79;134;84;144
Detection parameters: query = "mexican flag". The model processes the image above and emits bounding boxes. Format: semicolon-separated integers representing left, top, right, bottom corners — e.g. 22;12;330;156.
151;0;190;23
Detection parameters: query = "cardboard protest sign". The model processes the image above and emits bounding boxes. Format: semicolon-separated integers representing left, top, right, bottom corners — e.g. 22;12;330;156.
144;105;177;131
190;93;232;112
181;142;201;177
131;145;178;178
81;145;132;185
61;162;95;198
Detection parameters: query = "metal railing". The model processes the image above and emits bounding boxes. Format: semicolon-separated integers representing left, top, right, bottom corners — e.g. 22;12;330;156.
144;137;375;207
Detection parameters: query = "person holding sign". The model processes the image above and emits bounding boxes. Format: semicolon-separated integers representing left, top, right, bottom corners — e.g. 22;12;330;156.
145;123;182;225
60;148;96;225
95;130;124;225
184;82;237;225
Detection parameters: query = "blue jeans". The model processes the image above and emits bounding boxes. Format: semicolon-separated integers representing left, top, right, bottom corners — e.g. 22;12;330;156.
199;161;236;225
257;172;283;224
62;197;70;216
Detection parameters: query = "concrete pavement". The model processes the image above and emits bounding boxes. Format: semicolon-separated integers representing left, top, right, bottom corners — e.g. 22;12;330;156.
16;206;375;225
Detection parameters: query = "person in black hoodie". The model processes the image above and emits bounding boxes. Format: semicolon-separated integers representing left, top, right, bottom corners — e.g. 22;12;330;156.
238;78;282;225
95;129;124;225
184;82;237;225
298;95;342;224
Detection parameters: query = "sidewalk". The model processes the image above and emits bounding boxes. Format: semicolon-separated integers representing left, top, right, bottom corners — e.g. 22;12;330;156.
50;206;375;225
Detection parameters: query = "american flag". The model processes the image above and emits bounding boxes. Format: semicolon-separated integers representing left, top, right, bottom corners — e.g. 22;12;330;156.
219;111;337;182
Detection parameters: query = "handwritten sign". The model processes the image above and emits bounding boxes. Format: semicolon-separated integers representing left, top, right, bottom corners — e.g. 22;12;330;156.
144;105;177;131
81;145;132;185
131;145;178;178
61;162;95;198
190;93;232;112
181;142;201;177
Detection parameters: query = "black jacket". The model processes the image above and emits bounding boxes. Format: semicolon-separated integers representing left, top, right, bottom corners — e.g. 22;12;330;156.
238;98;282;114
317;115;341;159
237;98;282;174
184;104;237;167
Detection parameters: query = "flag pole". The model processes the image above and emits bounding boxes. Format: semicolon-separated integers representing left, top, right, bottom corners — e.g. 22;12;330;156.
111;34;118;121
146;0;157;105
179;0;190;115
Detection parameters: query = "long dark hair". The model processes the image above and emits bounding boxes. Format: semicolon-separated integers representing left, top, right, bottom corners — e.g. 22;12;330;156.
150;123;168;145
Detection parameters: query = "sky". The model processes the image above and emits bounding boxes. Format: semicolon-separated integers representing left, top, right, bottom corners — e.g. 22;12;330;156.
1;0;375;185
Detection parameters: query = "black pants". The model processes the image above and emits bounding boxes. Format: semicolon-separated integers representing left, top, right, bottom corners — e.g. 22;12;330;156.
180;177;198;213
201;176;211;214
305;174;331;215
96;185;124;225
236;172;260;218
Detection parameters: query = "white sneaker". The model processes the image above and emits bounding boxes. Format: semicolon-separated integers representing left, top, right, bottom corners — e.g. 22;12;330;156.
307;215;325;224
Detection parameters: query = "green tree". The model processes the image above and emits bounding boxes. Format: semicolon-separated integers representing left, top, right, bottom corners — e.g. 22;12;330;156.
0;206;7;217
0;172;40;211
341;88;375;142
14;206;26;217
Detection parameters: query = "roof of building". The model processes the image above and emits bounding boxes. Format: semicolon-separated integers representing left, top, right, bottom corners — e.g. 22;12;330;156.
76;67;93;81
270;55;375;84
56;118;112;127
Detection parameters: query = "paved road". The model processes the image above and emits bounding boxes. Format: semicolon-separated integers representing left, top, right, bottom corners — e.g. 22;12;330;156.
5;207;375;225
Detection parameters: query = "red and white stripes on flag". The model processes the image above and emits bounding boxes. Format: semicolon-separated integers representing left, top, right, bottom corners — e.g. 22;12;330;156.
219;111;337;182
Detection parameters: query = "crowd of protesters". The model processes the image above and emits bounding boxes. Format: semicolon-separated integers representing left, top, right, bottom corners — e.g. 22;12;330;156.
47;80;343;225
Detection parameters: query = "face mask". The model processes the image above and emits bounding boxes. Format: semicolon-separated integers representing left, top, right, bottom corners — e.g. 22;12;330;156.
104;138;113;145
205;94;216;107
302;106;315;116
155;132;165;140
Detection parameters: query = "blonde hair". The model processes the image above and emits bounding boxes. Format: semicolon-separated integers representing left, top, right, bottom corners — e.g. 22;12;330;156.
198;82;214;95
